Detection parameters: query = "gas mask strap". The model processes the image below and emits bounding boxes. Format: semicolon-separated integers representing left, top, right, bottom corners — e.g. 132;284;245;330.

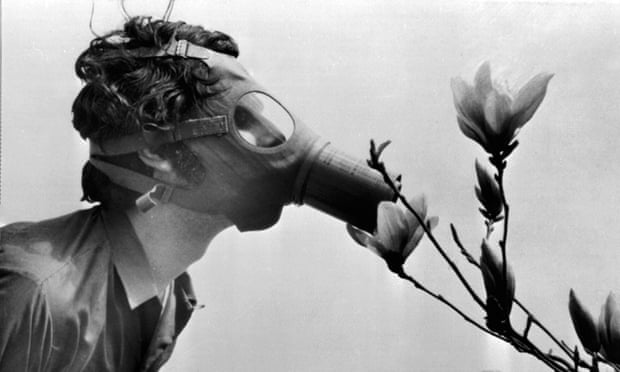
90;115;228;156
89;158;176;213
120;38;213;61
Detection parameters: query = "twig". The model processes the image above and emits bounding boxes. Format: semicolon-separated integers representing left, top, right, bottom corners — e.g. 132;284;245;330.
450;224;480;267
369;141;486;311
507;331;570;371
370;141;597;371
514;299;582;364
451;222;591;369
397;271;505;341
523;316;533;338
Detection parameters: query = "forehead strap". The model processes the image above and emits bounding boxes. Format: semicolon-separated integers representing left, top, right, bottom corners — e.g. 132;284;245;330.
123;37;214;61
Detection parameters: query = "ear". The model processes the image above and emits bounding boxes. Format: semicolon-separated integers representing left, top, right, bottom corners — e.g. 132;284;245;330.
138;148;173;173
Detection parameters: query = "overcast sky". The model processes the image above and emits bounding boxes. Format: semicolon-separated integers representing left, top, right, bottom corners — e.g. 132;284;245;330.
3;1;620;371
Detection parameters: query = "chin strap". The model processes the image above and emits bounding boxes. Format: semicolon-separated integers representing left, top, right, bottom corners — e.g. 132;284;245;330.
89;158;177;212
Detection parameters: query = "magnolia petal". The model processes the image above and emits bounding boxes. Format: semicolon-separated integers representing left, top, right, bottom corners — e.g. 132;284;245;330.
402;219;425;258
400;195;431;258
402;215;438;261
568;289;600;353
480;257;497;298
427;216;439;230
480;240;515;312
509;72;554;133
366;239;387;259
407;195;428;220
480;240;500;294
474;160;503;218
474;61;494;100
599;293;620;363
375;201;408;254
608;306;620;362
483;90;513;137
475;159;496;191
505;264;516;306
457;116;490;150
599;295;612;359
346;223;372;247
346;224;385;260
401;225;422;261
451;78;484;123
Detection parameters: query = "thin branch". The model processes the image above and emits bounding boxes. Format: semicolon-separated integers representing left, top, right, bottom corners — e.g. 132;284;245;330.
397;271;504;341
368;143;486;311
451;219;591;369
450;224;480;267
523;316;533;338
398;272;568;369
370;142;596;371
508;331;570;371
514;299;580;363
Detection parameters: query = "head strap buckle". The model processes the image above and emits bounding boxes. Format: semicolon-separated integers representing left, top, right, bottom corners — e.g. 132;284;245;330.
136;184;175;213
174;39;189;57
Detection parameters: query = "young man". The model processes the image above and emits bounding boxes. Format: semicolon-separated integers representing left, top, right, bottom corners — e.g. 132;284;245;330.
0;17;245;372
0;16;394;372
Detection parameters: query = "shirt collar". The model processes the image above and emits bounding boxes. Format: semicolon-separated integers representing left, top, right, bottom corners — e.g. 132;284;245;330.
101;208;160;309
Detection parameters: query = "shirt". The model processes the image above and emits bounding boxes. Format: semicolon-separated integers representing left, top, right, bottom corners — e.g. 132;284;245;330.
0;206;197;372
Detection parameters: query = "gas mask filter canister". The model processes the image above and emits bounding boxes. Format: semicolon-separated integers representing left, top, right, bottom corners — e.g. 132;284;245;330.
88;38;398;233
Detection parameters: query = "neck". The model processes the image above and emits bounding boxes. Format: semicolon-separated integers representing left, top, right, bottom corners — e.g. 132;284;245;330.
125;203;232;294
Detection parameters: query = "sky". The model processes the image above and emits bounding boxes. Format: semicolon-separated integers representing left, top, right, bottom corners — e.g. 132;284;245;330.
3;1;620;371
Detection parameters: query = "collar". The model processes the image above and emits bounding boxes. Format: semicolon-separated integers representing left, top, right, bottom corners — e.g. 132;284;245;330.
101;208;161;309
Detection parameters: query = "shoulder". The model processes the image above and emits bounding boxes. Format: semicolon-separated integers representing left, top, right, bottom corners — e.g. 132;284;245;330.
0;269;43;303
0;270;48;325
0;270;54;371
0;207;107;284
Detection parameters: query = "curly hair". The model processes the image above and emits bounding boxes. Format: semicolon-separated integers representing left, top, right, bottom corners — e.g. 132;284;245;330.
72;16;239;207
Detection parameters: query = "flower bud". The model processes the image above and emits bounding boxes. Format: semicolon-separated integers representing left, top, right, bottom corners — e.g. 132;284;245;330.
598;292;620;362
480;239;515;333
568;289;600;353
475;160;503;221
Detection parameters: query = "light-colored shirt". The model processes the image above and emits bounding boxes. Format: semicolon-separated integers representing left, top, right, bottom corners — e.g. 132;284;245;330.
0;206;197;371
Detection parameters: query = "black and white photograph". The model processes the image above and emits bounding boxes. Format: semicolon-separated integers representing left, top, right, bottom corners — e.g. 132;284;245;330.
2;1;620;371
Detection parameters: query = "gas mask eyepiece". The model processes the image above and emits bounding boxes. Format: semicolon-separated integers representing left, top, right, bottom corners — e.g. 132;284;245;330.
88;37;399;234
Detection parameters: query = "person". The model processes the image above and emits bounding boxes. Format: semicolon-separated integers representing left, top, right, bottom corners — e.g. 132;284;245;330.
0;15;395;372
0;17;244;372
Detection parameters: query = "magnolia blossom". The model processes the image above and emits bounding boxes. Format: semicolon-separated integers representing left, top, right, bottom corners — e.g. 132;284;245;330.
451;61;553;155
480;239;515;333
598;293;620;363
475;160;503;222
346;195;438;274
568;289;600;354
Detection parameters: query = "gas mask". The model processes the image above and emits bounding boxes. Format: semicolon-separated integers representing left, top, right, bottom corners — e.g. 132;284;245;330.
89;38;398;233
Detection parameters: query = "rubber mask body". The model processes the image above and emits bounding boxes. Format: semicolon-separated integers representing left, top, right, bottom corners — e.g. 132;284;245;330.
171;51;323;231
